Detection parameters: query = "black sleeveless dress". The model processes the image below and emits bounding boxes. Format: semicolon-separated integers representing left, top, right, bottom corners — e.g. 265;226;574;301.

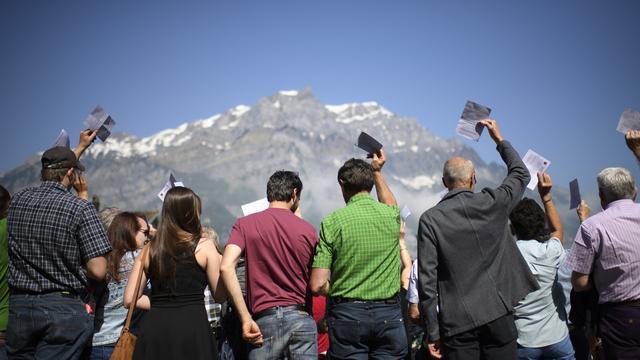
133;252;214;360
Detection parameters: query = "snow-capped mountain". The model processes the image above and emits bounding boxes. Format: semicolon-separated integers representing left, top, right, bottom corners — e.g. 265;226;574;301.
0;88;577;252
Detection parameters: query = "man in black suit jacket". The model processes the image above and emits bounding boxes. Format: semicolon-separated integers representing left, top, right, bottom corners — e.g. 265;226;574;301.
417;119;539;360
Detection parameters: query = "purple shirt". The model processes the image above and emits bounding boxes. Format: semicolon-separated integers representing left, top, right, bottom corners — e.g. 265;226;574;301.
227;207;318;314
566;199;640;303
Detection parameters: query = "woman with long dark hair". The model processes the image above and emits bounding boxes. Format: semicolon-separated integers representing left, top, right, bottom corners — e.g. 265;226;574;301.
124;187;225;360
90;212;151;360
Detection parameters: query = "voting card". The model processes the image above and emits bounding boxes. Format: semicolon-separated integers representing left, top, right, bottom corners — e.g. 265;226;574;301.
522;150;550;190
157;173;185;202
400;205;411;222
356;132;383;156
456;101;491;141
241;197;269;216
84;106;116;142
53;129;70;148
616;108;640;133
569;179;581;209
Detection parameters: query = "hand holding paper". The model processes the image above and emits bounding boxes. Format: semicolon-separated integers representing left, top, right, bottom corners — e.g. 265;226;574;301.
456;101;491;142
536;172;553;201
371;149;386;172
625;130;640;161
84;106;116;142
577;200;591;223
617;108;640;134
478;119;504;144
522;150;550;190
356;132;383;158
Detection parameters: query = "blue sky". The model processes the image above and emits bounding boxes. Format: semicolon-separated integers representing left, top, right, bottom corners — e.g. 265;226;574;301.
2;0;639;196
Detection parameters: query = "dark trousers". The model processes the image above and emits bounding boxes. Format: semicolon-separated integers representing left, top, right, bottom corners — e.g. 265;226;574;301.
6;293;94;360
328;301;408;359
599;302;640;360
442;313;517;360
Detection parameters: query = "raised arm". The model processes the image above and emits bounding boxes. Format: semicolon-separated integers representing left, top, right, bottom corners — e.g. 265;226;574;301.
625;130;640;161
479;120;530;211
537;172;563;243
372;149;397;206
74;130;97;160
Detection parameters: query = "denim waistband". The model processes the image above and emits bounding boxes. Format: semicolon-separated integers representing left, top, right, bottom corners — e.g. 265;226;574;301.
252;304;307;321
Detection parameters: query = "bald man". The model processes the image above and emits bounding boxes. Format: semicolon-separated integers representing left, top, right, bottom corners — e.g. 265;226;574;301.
417;120;539;360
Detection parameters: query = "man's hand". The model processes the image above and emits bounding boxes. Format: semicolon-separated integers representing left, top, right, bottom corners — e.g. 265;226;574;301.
478;119;504;144
371;149;386;172
73;174;89;200
78;130;97;150
537;172;553;202
577;200;590;223
427;339;443;359
625;130;640;160
242;319;264;346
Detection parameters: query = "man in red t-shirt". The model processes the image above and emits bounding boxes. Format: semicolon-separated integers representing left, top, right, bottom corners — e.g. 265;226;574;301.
221;170;319;359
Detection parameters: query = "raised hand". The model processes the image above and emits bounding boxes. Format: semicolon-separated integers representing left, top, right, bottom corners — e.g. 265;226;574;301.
371;149;386;172
537;172;553;201
625;130;640;161
478;119;504;144
577;200;591;223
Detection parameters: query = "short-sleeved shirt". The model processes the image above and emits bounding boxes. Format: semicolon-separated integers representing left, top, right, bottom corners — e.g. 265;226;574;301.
227;207;318;314
514;237;569;348
565;199;640;303
8;181;111;293
312;193;401;300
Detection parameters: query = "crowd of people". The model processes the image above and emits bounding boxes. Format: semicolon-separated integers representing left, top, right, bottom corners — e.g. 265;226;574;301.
0;121;638;360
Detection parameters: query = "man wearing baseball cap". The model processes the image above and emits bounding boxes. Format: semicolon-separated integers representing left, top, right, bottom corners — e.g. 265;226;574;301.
5;130;112;360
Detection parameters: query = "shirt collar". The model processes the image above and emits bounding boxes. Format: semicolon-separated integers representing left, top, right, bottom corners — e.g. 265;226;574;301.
605;198;635;210
347;192;372;205
40;181;70;193
440;188;472;202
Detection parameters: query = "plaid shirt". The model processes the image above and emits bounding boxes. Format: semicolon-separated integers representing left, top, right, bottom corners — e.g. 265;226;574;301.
203;286;221;327
313;193;401;300
8;181;111;293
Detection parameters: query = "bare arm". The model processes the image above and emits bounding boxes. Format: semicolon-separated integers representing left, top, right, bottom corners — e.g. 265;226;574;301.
537;172;564;243
372;149;397;206
135;295;150;310
220;244;263;346
310;268;331;295
399;222;412;289
86;256;107;281
571;271;592;292
74;130;97;160
196;241;226;303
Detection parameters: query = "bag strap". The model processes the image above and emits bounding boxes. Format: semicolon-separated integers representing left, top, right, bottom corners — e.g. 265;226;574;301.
122;243;150;332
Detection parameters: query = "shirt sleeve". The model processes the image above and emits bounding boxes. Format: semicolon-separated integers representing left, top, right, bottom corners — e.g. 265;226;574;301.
407;260;419;304
226;221;246;251
548;237;565;267
77;203;111;262
312;219;333;269
566;224;595;275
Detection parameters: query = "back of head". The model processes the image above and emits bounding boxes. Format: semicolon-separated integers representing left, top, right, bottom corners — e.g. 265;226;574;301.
443;157;474;189
40;146;84;183
266;170;303;202
106;212;140;282
597;167;635;204
151;186;203;291
509;198;548;241
0;185;10;219
338;159;374;194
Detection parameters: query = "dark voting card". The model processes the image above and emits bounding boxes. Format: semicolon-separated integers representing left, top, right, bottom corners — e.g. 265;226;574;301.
356;132;383;156
569;179;581;209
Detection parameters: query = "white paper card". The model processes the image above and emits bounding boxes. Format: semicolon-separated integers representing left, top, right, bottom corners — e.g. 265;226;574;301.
157;173;184;202
241;197;269;216
53;129;70;148
400;205;411;222
84;106;116;142
616;108;640;133
456;101;491;141
522;149;550;190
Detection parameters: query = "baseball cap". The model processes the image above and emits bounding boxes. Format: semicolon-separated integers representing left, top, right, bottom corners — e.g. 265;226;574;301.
41;146;86;171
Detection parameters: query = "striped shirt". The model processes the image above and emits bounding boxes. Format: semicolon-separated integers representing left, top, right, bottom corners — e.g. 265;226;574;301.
566;199;640;303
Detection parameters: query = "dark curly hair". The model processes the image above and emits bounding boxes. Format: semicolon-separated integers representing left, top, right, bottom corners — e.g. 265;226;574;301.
509;197;549;242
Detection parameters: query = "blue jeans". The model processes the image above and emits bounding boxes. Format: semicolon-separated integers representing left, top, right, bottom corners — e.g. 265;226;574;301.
89;344;115;360
328;301;408;359
6;293;94;360
517;335;575;360
248;306;317;360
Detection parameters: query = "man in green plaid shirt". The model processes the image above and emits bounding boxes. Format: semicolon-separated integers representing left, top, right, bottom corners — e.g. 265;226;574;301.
311;149;407;359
